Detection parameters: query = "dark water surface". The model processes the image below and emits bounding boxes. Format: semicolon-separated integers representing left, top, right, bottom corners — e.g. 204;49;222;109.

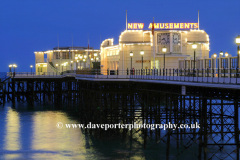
0;103;175;160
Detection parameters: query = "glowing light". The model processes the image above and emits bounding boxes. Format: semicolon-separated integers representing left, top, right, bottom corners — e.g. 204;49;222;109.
236;35;240;45
130;51;133;57
225;52;229;57
192;43;197;49
213;53;217;58
162;47;167;53
140;50;144;55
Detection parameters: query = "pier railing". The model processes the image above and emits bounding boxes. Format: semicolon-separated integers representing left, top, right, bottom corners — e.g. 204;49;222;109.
7;72;63;78
76;68;240;84
7;68;240;84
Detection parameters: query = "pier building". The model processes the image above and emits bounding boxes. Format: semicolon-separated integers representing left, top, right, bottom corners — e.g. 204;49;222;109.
101;23;210;74
34;47;100;75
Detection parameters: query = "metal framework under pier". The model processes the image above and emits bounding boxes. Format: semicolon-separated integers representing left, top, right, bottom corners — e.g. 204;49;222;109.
0;77;239;159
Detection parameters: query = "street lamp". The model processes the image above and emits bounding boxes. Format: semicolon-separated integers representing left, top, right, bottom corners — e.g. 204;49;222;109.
61;63;64;72
220;51;224;56
30;65;33;74
130;51;133;69
94;53;97;62
140;50;144;69
213;53;217;58
79;55;83;69
162;46;167;69
12;64;17;72
9;64;13;72
235;35;240;69
225;52;229;57
192;43;197;71
83;59;86;68
71;61;73;70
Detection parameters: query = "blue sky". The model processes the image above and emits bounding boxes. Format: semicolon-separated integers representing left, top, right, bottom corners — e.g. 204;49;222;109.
0;0;239;72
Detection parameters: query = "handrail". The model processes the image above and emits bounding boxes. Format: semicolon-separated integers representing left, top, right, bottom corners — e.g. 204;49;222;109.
7;68;240;84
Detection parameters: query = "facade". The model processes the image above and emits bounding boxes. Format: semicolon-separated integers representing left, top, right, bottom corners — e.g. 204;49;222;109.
35;47;100;75
101;28;210;74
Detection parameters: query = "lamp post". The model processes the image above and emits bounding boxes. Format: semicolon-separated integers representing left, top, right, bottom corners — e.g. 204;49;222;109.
61;63;64;73
162;47;167;69
83;59;86;68
94;53;97;62
71;61;73;70
213;53;217;77
9;64;12;72
130;51;133;69
236;35;240;69
79;55;83;69
140;50;144;69
84;55;87;68
30;65;33;74
13;64;17;72
192;43;197;70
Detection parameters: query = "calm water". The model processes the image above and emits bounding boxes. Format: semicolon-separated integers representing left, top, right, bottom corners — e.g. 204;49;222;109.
0;103;176;160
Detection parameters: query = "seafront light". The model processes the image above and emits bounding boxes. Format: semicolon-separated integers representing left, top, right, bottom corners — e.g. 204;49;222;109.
225;52;229;57
236;35;240;45
140;50;144;69
94;53;97;62
162;47;167;53
130;51;133;69
220;51;224;56
9;64;13;72
213;53;217;58
30;65;33;73
192;43;197;72
236;35;240;69
12;64;17;72
162;47;167;69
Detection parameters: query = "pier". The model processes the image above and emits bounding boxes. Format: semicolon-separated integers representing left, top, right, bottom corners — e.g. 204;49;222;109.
0;70;240;160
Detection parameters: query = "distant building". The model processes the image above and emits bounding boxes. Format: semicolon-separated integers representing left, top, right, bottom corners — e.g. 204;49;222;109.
101;28;210;74
35;47;100;75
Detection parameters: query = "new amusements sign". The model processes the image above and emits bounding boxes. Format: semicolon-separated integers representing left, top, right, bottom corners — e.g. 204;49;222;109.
127;23;199;30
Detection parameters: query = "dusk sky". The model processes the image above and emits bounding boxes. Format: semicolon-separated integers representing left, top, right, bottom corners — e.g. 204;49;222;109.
0;0;239;72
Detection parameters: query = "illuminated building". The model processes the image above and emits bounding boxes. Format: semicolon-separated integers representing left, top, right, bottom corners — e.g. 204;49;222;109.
35;47;100;75
100;22;210;74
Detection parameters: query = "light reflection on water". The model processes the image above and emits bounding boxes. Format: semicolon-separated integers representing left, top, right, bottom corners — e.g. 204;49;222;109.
0;105;102;160
0;104;157;160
